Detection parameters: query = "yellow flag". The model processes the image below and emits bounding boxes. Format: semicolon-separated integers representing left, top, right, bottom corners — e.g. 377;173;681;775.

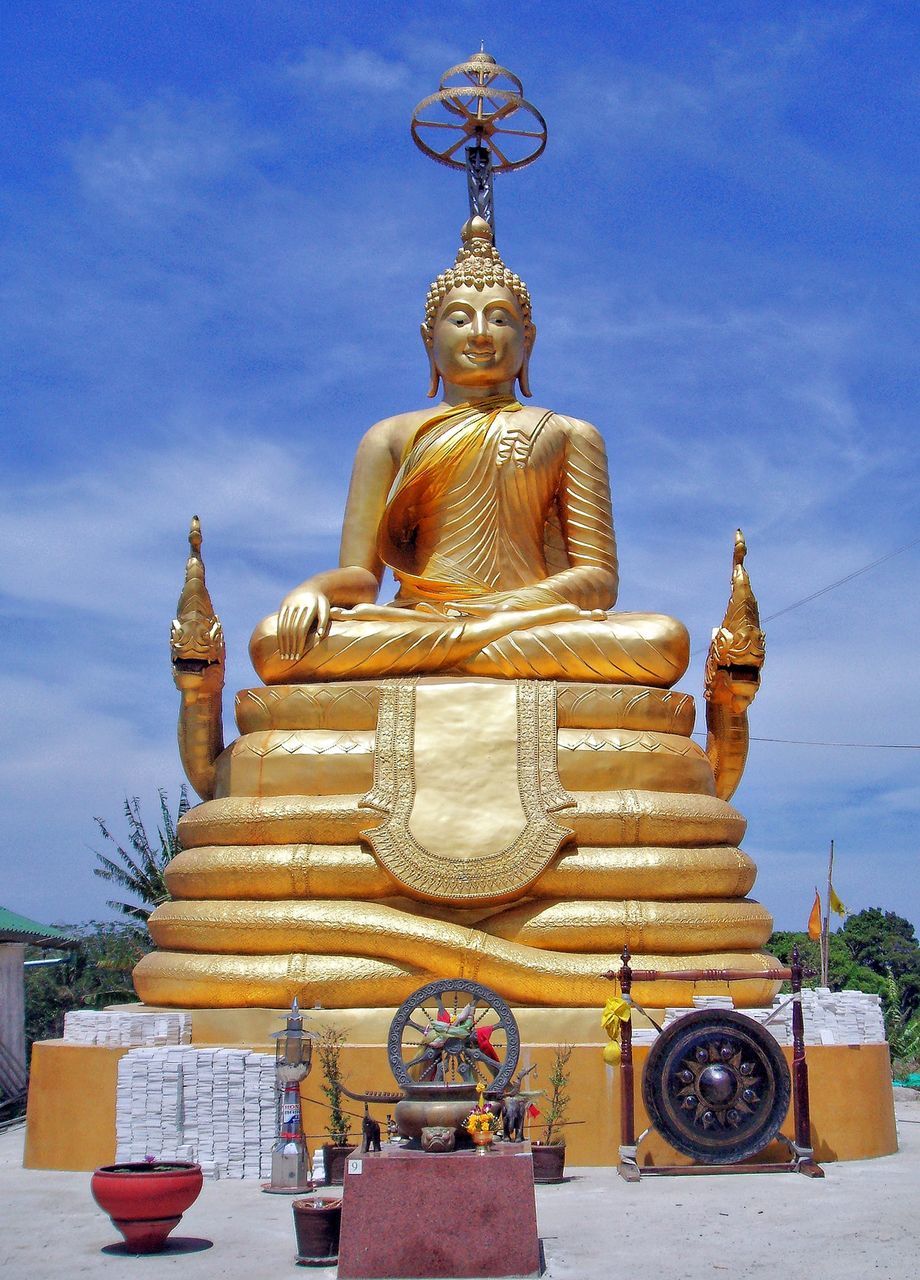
807;890;822;940
829;883;847;916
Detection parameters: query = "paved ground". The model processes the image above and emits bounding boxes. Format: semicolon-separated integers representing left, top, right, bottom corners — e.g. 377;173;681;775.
1;1092;917;1280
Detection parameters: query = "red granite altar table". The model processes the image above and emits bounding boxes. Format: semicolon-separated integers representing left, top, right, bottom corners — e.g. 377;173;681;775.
337;1142;542;1279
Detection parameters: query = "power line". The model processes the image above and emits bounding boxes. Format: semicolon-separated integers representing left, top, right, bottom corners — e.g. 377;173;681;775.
690;532;919;656
751;735;920;750
761;534;920;624
692;732;920;750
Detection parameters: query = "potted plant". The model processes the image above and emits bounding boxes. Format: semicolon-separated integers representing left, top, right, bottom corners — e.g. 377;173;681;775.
292;1195;343;1265
531;1044;572;1183
90;1159;203;1253
317;1025;353;1185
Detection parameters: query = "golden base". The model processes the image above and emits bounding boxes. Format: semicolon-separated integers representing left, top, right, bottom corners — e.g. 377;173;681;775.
24;1005;897;1171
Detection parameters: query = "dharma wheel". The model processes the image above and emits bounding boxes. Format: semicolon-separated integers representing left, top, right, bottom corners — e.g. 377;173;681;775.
387;979;520;1092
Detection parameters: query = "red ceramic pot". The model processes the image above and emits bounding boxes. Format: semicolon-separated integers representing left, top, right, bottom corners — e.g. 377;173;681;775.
91;1161;204;1253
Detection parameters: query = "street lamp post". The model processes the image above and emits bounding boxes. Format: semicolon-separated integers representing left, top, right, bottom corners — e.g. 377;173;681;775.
264;998;314;1193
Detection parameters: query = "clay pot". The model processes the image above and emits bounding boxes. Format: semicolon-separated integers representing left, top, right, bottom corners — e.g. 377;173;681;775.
91;1161;203;1253
292;1196;342;1265
321;1143;352;1186
531;1144;566;1184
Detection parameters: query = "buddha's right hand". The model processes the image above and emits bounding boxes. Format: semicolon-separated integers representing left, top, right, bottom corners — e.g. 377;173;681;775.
277;589;332;661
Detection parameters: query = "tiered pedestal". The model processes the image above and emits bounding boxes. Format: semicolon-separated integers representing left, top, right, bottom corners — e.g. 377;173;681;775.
137;676;779;1012
337;1143;541;1279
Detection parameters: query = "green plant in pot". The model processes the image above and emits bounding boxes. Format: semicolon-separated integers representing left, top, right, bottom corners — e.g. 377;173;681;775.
317;1025;352;1185
531;1044;572;1183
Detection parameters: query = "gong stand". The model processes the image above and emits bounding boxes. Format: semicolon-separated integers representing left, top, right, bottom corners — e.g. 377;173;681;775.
603;945;824;1181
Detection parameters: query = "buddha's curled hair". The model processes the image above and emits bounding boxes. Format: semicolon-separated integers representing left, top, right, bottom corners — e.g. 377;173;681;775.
423;217;533;337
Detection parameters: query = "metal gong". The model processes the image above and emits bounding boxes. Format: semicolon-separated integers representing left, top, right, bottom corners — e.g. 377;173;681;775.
642;1009;791;1164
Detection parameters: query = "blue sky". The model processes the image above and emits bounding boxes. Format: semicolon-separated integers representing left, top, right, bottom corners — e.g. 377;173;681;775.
2;1;918;935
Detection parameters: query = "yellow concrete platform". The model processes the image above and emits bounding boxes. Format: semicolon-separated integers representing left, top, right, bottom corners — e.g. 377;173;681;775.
24;1006;897;1171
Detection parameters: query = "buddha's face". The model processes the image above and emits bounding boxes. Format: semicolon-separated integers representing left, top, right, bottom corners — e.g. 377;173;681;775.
426;284;534;390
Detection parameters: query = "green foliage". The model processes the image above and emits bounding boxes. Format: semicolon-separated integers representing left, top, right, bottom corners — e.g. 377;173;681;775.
316;1025;351;1146
882;972;920;1071
839;910;920;1018
890;1022;920;1081
93;788;189;922
768;930;888;1000
540;1043;573;1147
769;906;920;1052
24;921;153;1053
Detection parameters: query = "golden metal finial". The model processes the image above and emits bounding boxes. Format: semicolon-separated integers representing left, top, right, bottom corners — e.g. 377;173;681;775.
733;527;747;568
411;52;546;173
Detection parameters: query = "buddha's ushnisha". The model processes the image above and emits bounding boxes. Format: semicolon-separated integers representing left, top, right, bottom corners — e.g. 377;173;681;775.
250;219;688;685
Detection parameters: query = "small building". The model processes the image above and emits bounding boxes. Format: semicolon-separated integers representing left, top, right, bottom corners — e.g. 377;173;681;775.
0;908;77;1111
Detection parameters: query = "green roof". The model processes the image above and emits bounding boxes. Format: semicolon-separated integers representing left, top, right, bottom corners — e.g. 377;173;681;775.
0;907;79;946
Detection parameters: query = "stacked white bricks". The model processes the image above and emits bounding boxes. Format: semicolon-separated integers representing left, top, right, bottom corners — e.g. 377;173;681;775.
660;988;886;1046
63;1009;191;1047
115;1047;278;1179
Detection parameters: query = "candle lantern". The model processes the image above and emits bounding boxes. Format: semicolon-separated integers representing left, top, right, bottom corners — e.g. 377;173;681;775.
265;998;314;1193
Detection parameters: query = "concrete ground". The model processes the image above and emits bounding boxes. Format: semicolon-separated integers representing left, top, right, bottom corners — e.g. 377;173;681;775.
1;1092;917;1280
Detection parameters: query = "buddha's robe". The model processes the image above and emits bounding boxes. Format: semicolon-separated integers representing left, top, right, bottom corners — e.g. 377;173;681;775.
250;399;689;685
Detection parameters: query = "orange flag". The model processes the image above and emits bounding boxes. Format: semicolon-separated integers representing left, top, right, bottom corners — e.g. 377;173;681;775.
807;889;822;940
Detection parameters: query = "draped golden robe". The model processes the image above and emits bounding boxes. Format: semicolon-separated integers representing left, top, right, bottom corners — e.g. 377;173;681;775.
250;400;689;685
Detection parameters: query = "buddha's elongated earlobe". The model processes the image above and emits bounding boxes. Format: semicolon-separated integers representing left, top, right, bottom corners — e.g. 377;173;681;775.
517;353;532;398
517;326;536;398
422;324;440;398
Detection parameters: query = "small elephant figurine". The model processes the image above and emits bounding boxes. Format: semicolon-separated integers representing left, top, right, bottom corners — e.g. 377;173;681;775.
361;1105;382;1153
502;1095;528;1143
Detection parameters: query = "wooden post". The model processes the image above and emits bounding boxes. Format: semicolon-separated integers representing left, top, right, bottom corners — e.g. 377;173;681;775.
618;947;636;1150
790;943;824;1176
821;840;834;987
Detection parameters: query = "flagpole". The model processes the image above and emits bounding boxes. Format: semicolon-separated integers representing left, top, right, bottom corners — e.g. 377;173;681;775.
821;839;834;988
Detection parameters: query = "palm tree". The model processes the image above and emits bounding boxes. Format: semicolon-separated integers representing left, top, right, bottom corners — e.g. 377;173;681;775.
93;787;189;922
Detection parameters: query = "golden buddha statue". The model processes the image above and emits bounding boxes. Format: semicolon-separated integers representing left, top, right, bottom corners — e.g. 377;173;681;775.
249;219;687;690
136;219;776;1012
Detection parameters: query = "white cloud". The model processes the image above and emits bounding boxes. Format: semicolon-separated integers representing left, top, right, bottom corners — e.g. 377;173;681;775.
0;434;344;625
286;45;410;93
72;94;267;220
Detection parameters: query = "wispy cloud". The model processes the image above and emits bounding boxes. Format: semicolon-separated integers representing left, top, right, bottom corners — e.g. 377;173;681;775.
72;94;268;220
285;45;411;93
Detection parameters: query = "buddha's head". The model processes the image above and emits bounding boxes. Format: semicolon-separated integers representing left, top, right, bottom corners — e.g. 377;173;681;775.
422;218;536;398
